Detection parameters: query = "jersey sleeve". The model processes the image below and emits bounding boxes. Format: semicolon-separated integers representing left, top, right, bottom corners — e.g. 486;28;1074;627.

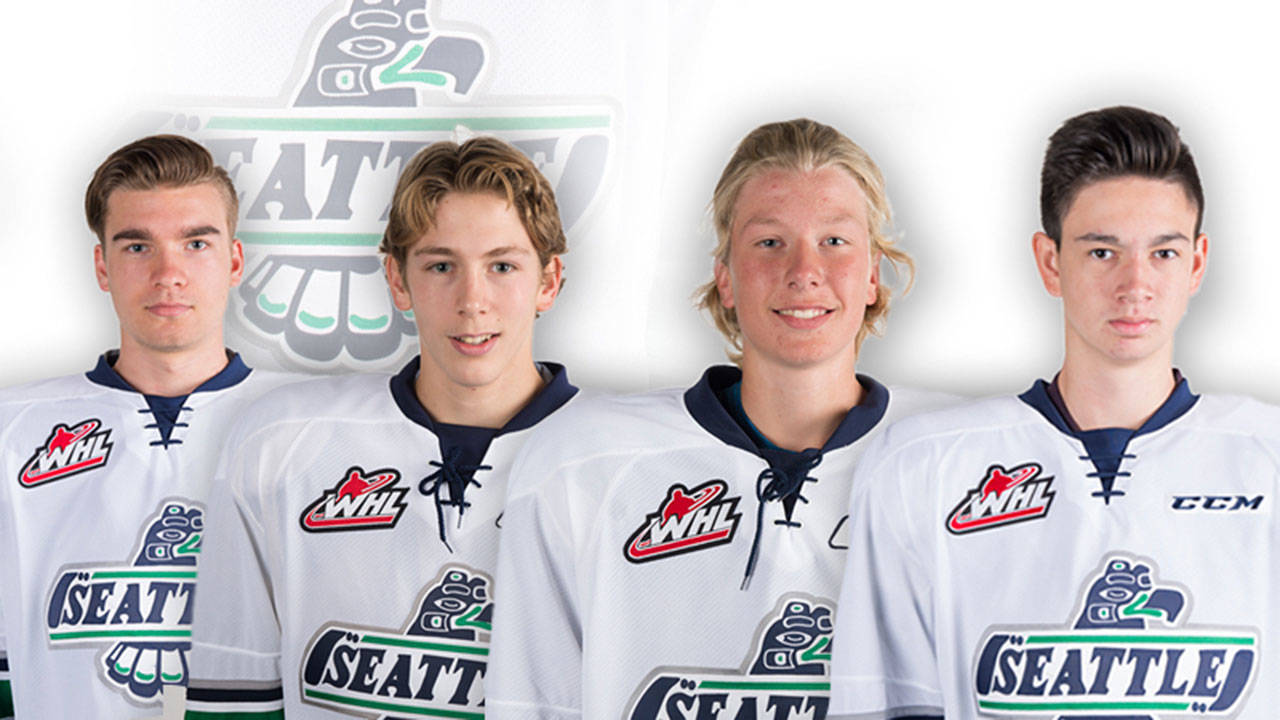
183;422;285;719
829;436;945;720
486;456;584;719
0;601;11;719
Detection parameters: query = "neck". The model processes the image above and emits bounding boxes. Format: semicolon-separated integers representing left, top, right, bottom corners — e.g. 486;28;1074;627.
112;343;230;397
1056;348;1175;431
738;355;862;452
415;359;544;429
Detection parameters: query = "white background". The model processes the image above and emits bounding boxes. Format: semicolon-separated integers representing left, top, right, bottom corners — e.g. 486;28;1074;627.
2;0;1276;401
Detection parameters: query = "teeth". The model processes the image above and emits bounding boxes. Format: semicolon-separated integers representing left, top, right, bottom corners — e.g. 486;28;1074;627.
777;309;827;319
455;334;495;345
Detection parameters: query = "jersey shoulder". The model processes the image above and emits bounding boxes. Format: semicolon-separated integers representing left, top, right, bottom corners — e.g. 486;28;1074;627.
230;372;396;440
882;385;966;425
874;393;1041;454
1183;392;1280;442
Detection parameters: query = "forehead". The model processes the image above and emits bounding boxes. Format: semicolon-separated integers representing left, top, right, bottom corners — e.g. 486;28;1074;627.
732;165;868;234
409;191;535;255
103;183;232;233
1062;176;1198;236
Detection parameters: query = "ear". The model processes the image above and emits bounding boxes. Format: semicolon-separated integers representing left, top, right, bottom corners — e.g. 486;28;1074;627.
535;256;564;313
713;258;734;309
865;248;882;306
228;238;245;287
1189;233;1209;295
1032;232;1063;298
94;243;110;292
385;255;414;312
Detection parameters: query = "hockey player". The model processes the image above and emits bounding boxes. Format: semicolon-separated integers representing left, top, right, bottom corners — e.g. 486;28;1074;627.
829;106;1280;719
181;136;575;718
486;118;952;718
0;135;292;718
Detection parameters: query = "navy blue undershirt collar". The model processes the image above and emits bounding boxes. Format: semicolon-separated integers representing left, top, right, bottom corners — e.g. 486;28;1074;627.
1018;370;1198;504
683;365;890;456
85;350;252;447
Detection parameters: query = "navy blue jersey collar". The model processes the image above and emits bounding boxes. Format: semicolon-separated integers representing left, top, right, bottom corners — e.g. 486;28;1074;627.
389;355;577;438
86;350;252;396
683;365;889;455
1018;370;1197;440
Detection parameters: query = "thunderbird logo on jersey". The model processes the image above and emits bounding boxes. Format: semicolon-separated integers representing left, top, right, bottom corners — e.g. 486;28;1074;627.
973;554;1258;718
624;480;743;563
18;418;114;488
45;500;202;705
300;465;409;532
947;462;1055;535
627;595;833;719
300;565;493;717
144;0;614;370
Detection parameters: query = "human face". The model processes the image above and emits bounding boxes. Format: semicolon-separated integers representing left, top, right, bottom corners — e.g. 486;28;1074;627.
1033;175;1207;370
386;192;561;393
714;166;879;372
94;183;243;360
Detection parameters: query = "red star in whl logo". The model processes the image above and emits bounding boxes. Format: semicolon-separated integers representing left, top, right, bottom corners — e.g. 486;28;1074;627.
624;480;743;563
18;419;114;488
946;462;1056;535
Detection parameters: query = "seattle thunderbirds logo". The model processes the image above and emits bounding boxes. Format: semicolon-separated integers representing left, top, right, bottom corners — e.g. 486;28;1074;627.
147;0;614;370
45;500;202;705
627;595;834;719
300;565;493;717
973;554;1257;718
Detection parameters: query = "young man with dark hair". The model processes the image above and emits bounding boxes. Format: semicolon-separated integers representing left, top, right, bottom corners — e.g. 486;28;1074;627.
486;118;952;718
0;135;291;718
830;106;1280;719
182;136;576;719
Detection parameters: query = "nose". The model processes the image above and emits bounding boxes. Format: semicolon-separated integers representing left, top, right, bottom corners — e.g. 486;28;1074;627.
457;267;488;317
152;245;187;288
1115;255;1154;304
786;240;822;289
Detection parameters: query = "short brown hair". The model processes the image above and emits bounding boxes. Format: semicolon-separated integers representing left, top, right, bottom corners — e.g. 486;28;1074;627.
380;136;567;275
697;118;914;360
85;134;239;241
1041;106;1203;245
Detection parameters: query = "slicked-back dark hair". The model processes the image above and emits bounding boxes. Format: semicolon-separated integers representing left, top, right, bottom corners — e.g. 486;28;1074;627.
1040;106;1203;245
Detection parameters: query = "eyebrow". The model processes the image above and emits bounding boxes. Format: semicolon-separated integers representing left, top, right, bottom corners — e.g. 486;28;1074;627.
109;225;222;242
411;244;533;258
1072;232;1191;245
739;213;862;231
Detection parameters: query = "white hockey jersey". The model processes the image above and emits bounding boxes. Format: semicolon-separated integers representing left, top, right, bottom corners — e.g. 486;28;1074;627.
184;357;577;718
829;377;1280;720
486;365;953;719
0;352;290;718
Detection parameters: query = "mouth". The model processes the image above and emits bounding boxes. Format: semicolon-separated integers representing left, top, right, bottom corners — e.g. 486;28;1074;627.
147;303;192;318
773;307;834;327
449;333;499;355
1109;317;1155;336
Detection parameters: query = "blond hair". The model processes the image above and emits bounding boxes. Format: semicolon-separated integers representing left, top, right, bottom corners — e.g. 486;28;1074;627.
697;118;914;360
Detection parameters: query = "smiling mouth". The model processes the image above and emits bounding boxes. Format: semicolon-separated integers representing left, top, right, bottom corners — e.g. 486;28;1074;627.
453;333;497;345
774;308;833;319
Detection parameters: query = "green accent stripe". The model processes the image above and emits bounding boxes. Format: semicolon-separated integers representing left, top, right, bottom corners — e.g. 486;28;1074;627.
206;115;610;132
91;570;196;580
0;680;12;716
349;314;389;330
238;232;382;247
1026;634;1255;645
257;295;287;314
697;680;830;691
303;689;482;718
360;633;488;656
979;699;1190;711
186;710;283;720
298;312;336;330
50;629;190;640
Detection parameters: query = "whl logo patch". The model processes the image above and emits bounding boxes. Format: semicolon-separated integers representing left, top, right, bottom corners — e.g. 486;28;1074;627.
974;554;1258;717
627;594;833;719
18;418;114;488
300;565;493;717
947;462;1055;535
45;500;202;705
300;466;409;532
624;480;742;563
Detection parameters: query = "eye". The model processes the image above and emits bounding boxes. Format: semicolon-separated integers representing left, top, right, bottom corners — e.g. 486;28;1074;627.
428;261;451;273
187;239;209;251
1089;248;1114;260
492;261;515;273
1153;248;1179;260
756;238;780;248
822;236;848;246
124;242;147;254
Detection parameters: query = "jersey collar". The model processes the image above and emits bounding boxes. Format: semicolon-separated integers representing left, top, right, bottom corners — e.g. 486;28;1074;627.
388;355;578;438
85;350;252;396
682;365;890;455
1018;369;1198;440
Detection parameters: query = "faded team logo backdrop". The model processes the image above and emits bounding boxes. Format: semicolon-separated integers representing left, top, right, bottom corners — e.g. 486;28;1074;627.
142;0;614;370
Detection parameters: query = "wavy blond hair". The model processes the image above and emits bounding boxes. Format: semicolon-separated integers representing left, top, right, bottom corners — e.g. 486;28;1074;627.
697;118;913;361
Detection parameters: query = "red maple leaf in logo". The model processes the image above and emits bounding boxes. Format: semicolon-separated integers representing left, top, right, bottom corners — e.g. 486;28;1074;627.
980;465;1037;500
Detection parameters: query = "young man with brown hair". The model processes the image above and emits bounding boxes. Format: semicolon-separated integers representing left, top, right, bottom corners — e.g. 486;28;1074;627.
0;134;291;717
830;106;1280;720
183;136;576;718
